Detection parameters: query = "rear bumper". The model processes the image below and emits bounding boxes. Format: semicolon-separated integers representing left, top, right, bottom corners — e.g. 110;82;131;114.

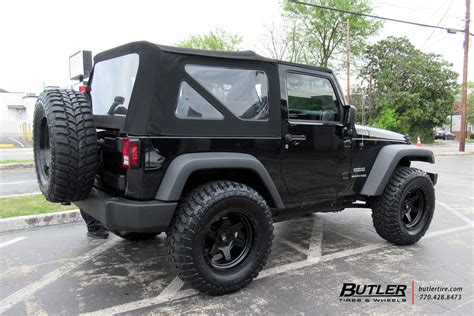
74;188;177;233
427;172;438;185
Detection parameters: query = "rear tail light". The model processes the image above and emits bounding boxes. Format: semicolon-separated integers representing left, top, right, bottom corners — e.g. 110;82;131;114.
121;137;140;169
79;85;91;93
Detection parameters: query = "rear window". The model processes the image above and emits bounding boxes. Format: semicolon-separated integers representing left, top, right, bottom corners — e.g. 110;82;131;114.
90;53;139;116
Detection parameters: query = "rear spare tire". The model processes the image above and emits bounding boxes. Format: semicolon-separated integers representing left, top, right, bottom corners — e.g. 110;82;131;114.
33;89;98;203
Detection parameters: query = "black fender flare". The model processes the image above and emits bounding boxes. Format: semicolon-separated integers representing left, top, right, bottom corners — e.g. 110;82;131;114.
154;152;285;208
360;144;435;196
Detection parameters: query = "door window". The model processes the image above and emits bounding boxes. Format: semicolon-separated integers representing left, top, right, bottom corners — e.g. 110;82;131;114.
185;65;269;121
286;73;340;122
175;81;224;120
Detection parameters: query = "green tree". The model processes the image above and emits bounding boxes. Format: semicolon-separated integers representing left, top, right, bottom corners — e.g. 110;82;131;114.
468;93;474;125
176;29;242;51
278;0;382;67
262;20;306;63
358;37;458;143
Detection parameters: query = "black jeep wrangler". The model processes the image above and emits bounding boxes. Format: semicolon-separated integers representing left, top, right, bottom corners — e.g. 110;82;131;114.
33;42;437;295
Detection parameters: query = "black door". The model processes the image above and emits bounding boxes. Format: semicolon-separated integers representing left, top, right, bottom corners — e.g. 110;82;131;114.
280;69;351;202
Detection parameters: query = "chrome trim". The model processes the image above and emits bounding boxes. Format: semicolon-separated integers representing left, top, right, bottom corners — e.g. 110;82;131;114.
125;135;281;140
288;120;342;126
353;138;406;143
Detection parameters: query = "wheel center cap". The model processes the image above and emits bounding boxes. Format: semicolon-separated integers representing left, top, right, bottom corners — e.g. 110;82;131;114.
221;234;227;242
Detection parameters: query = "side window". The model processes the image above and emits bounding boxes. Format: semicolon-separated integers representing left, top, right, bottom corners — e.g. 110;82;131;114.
175;81;224;120
286;72;340;122
185;65;269;121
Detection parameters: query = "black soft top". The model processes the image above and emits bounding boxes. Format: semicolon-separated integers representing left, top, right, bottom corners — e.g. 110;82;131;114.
91;41;332;137
94;41;332;74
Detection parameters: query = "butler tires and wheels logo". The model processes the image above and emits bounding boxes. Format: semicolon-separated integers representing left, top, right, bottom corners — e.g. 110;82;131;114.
339;280;464;304
339;283;407;303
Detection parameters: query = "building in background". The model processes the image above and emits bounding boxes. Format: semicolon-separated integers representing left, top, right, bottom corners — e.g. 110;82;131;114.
0;89;37;146
448;87;474;140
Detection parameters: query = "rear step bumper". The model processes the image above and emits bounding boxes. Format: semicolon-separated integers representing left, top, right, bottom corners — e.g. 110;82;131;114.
74;188;177;233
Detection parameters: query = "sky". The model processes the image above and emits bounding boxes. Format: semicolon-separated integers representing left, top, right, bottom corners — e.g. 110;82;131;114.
0;0;472;94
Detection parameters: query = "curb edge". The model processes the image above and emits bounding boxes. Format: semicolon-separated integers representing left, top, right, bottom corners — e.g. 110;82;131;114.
0;209;81;233
0;163;35;170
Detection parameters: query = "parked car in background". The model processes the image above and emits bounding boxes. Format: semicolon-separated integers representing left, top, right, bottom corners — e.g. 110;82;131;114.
435;130;455;140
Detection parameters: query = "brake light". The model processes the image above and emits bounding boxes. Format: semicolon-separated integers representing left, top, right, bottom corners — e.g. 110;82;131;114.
79;85;90;93
121;138;140;169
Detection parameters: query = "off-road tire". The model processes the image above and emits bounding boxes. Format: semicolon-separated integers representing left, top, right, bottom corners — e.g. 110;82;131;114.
372;167;435;245
33;89;98;203
112;231;159;242
167;181;273;296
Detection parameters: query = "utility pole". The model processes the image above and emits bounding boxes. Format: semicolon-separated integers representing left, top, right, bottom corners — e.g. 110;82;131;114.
459;0;470;152
361;95;365;125
346;19;351;104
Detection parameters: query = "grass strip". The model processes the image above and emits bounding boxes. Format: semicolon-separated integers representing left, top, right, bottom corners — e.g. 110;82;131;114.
0;194;76;219
0;159;35;165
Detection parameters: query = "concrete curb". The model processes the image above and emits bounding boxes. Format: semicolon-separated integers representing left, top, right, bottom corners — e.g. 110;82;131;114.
434;151;474;156
0;209;81;233
0;163;35;170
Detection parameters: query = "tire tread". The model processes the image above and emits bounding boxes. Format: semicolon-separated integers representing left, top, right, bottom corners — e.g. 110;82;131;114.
34;89;98;203
372;167;434;245
166;181;273;295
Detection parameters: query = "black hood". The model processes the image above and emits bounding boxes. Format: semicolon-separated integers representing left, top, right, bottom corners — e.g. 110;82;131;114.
354;125;408;143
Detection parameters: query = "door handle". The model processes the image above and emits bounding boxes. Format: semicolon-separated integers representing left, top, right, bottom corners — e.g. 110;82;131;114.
285;134;307;143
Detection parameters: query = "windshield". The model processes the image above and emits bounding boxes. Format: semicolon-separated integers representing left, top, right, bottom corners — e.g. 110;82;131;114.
90;53;139;116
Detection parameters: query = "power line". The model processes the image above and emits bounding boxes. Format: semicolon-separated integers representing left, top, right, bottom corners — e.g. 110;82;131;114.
425;34;451;49
288;0;473;36
372;0;463;20
421;0;456;48
424;21;465;49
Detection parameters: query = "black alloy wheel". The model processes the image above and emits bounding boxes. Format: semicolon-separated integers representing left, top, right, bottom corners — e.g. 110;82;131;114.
204;210;253;270
37;117;51;186
401;188;425;229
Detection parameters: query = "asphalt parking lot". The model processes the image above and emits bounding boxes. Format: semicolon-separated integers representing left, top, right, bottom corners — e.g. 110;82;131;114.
0;155;473;314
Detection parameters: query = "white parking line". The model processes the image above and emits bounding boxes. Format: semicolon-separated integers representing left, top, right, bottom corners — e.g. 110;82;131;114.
275;216;323;259
0;180;37;185
436;201;474;226
452;295;474;311
94;218;324;316
8;138;25;148
307;216;323;262
0;239;117;314
275;236;310;256
437;190;474;200
320;243;388;262
257;260;314;279
85;223;473;315
5;208;473;315
0;236;27;249
425;224;473;238
81;277;185;316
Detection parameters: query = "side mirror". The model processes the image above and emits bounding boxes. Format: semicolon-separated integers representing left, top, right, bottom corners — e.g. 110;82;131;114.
69;50;93;82
343;105;356;127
